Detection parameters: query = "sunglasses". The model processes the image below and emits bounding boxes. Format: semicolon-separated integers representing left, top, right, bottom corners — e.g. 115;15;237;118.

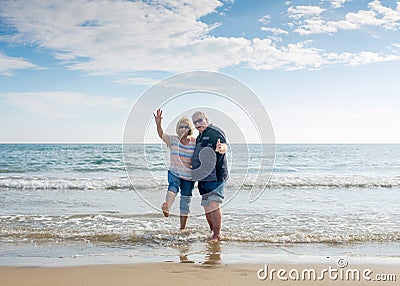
192;118;203;124
179;125;190;129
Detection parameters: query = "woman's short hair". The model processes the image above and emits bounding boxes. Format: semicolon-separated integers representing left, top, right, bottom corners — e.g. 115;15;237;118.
176;117;193;136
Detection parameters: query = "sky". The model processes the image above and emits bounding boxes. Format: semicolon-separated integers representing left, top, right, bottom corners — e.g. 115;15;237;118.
0;0;399;143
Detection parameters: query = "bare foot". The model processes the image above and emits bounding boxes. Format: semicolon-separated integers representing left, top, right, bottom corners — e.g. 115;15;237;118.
210;234;221;242
180;215;189;230
161;202;169;217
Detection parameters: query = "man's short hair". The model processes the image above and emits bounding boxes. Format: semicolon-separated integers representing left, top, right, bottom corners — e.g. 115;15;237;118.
192;111;208;122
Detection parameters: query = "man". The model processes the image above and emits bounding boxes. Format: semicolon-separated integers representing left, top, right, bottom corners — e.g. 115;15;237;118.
191;111;228;242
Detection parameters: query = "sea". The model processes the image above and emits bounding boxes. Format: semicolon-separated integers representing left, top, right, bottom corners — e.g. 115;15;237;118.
0;143;399;266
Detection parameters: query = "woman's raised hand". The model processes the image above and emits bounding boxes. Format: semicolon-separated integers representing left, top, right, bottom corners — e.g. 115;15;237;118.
154;108;163;126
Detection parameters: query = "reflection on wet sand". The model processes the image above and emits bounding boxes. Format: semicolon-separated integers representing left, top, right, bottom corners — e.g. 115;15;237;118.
178;244;195;264
203;242;222;265
176;242;222;265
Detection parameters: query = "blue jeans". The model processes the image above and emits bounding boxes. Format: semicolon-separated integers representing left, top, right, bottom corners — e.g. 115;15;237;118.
198;181;225;206
167;171;194;215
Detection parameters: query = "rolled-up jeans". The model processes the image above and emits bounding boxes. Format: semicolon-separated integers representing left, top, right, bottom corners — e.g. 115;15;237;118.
167;170;194;215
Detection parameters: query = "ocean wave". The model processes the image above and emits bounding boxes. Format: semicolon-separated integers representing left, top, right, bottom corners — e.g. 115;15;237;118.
0;175;399;191
272;168;298;173
92;158;121;165
0;169;24;173
230;174;400;189
0;177;135;191
224;232;400;244
1;212;399;247
2;227;399;245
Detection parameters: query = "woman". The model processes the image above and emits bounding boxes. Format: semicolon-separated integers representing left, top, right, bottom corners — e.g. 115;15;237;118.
154;108;196;230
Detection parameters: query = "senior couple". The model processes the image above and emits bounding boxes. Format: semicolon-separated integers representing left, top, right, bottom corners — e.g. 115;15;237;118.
154;109;228;242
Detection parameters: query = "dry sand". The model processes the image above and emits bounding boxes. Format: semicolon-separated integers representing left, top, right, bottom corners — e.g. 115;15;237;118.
0;262;399;286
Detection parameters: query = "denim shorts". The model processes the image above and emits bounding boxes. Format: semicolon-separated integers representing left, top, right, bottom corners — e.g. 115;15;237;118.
167;170;194;214
198;181;225;206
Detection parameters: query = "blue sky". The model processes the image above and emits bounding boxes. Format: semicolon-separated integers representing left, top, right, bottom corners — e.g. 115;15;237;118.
0;0;399;143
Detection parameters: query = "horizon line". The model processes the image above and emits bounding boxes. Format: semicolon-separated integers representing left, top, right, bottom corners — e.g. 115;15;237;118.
1;142;399;145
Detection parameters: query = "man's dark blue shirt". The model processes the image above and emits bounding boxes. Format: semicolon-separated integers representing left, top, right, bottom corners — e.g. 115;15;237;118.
191;124;228;186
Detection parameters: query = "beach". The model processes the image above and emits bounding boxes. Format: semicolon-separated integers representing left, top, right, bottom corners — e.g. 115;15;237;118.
2;0;400;284
1;262;399;286
1;144;400;284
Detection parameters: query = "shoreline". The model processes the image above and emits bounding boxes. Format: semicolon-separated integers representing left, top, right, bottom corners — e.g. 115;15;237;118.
2;240;400;268
0;262;399;286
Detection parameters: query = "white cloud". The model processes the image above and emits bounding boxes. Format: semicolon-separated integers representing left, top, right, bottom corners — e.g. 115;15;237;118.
287;6;325;20
0;52;38;76
0;0;254;73
1;92;130;118
261;27;289;35
0;0;226;75
294;19;338;35
114;77;160;86
369;0;400;30
337;51;400;66
293;1;400;35
331;0;348;9
0;0;399;75
258;15;271;25
344;9;385;26
247;39;330;71
247;39;400;70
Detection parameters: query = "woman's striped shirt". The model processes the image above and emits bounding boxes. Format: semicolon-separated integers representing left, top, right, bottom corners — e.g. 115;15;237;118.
168;135;196;181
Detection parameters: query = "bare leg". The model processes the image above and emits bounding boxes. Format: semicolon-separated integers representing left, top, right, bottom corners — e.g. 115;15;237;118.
161;190;176;217
204;205;214;231
205;211;213;231
180;215;189;230
209;201;222;242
